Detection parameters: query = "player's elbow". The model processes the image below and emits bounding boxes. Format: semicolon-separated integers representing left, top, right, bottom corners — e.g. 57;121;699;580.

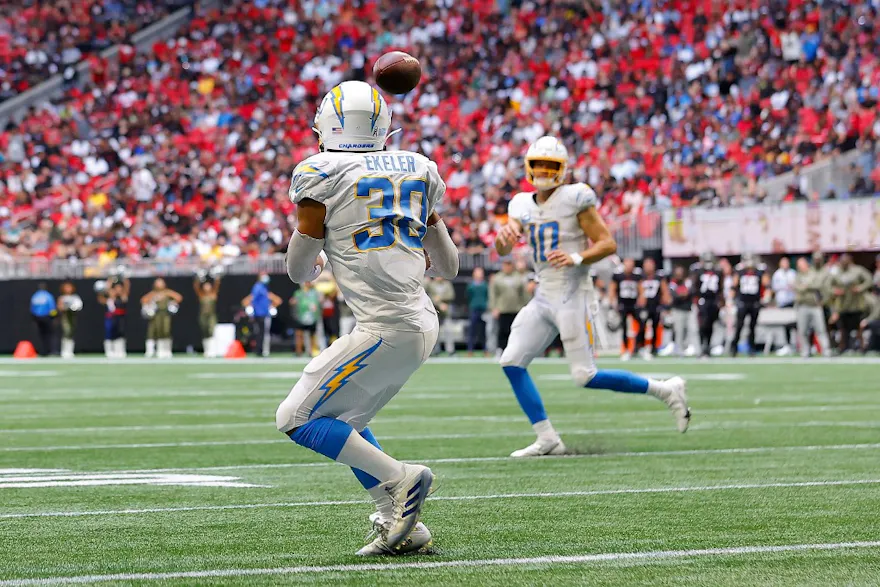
286;231;325;283
430;253;459;280
287;265;312;284
424;219;459;279
286;255;312;283
605;238;618;257
441;256;460;280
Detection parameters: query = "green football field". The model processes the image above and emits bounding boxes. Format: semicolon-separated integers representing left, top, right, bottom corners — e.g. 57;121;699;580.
1;356;879;586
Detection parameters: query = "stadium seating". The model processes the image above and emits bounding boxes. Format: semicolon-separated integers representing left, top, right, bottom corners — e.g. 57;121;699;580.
0;0;187;101
1;0;878;262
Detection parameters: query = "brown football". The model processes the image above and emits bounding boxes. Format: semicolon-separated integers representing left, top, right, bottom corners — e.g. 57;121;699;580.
373;51;421;95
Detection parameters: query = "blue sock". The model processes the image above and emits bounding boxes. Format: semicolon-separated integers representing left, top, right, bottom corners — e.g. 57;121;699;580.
503;365;547;424
351;428;381;489
288;417;353;460
586;369;649;394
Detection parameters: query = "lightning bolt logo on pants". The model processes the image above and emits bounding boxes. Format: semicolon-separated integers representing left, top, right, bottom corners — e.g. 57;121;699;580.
310;338;383;415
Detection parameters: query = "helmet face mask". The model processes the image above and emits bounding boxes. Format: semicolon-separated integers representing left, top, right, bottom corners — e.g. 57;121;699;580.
527;160;563;190
314;81;392;152
525;136;568;191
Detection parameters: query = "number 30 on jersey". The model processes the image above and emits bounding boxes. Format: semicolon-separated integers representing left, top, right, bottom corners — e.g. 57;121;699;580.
353;177;428;251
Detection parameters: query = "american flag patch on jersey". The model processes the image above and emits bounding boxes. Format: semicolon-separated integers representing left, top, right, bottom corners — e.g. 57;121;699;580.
332;127;343;135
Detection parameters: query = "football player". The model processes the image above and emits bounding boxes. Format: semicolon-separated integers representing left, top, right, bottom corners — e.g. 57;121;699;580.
609;258;642;360
276;81;458;555
690;252;724;358
730;253;770;356
97;275;130;358
636;257;670;359
667;266;695;356
495;136;690;458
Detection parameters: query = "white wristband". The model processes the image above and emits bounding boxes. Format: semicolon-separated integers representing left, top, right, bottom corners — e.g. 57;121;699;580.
570;253;584;266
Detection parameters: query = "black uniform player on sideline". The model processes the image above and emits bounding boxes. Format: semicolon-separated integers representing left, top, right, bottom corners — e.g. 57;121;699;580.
731;253;770;356
690;252;724;358
610;258;642;360
97;276;130;359
668;266;694;355
636;258;670;358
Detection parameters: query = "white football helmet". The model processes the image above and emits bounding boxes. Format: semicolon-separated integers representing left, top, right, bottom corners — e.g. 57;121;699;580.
314;81;393;152
524;135;569;190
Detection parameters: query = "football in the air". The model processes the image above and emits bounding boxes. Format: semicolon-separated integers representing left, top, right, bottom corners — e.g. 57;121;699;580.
373;51;421;95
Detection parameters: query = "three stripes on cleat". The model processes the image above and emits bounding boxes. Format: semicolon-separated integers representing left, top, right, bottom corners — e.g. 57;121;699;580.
403;480;422;517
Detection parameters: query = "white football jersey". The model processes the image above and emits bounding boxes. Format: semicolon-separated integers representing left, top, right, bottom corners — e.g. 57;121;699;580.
508;183;598;301
290;150;446;332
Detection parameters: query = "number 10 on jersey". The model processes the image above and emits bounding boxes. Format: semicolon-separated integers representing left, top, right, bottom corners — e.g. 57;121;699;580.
528;221;559;262
353;177;428;251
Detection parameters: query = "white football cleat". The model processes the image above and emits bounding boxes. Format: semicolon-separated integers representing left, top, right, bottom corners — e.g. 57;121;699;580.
510;437;567;458
620;351;632;361
356;513;432;556
776;344;793;357
656;376;690;433
657;343;676;357
684;345;697;357
380;464;433;550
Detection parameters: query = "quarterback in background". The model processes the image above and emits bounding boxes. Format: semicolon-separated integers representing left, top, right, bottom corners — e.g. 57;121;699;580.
495;136;690;457
275;81;459;555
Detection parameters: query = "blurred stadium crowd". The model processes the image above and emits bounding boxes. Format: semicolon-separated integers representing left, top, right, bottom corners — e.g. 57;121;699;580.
2;0;880;265
0;0;190;100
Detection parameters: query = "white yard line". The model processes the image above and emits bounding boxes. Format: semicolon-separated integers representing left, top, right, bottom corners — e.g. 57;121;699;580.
0;391;285;403
1;541;878;585
1;356;879;366
8;442;880;477
0;439;281;452
2;405;879;434
0;422;272;434
4;423;879;452
3;479;879;520
693;404;880;415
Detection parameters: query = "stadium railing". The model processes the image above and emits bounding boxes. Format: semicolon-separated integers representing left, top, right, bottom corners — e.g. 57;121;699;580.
0;254;287;281
2;253;496;280
0;214;663;280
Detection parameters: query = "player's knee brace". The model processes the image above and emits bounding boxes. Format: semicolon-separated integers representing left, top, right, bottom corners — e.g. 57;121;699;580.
571;365;597;387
